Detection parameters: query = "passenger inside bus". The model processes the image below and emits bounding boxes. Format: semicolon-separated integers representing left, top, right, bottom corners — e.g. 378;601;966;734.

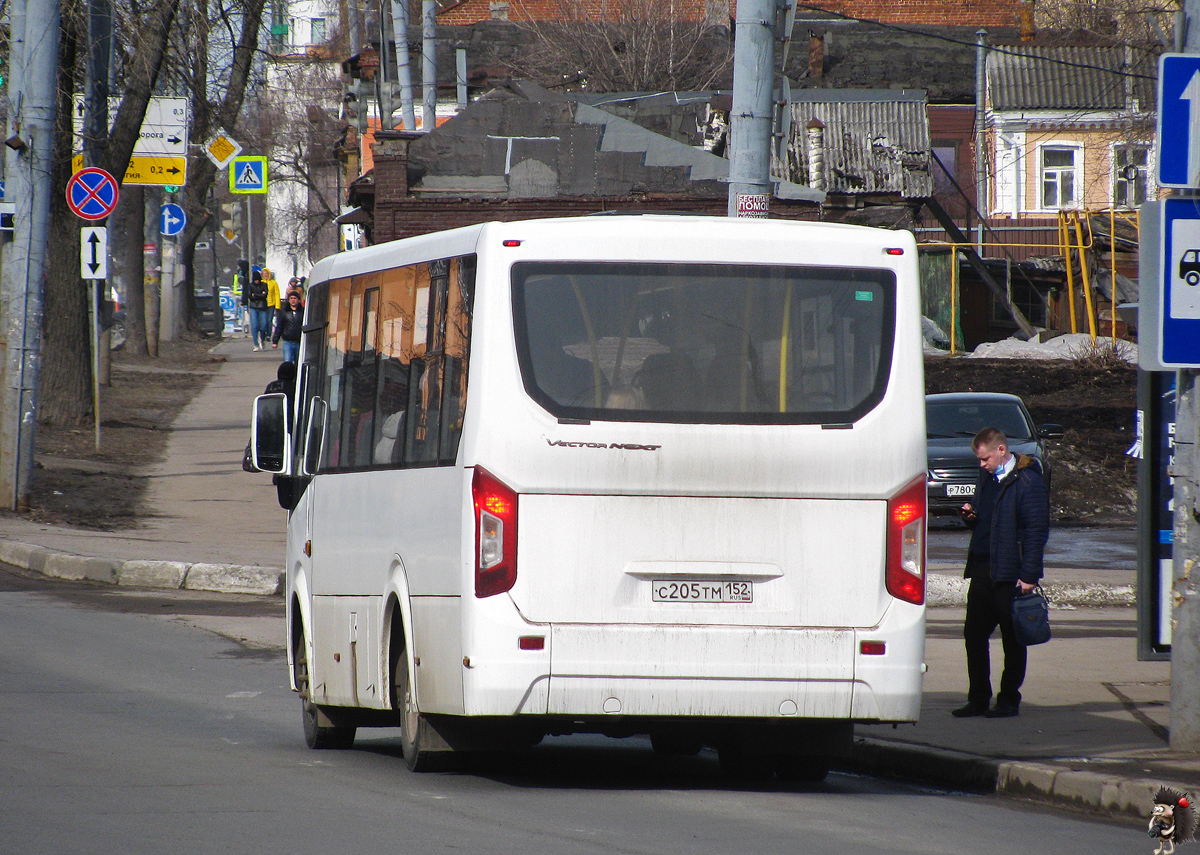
523;306;607;407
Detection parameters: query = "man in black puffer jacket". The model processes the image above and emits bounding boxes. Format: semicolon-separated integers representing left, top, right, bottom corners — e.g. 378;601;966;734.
271;289;304;363
950;426;1050;719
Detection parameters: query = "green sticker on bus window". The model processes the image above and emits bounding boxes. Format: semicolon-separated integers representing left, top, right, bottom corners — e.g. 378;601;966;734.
855;290;874;301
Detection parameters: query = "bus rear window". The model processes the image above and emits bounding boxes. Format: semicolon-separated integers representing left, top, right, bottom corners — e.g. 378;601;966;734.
512;261;895;424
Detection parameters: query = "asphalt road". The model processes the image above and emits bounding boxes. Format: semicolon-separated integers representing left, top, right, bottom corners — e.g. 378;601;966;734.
0;565;1148;855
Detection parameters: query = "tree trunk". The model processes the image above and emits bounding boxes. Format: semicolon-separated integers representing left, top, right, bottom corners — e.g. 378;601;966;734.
113;184;149;355
40;5;92;426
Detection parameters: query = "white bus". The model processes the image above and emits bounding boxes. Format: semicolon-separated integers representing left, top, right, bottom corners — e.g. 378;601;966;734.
252;214;927;777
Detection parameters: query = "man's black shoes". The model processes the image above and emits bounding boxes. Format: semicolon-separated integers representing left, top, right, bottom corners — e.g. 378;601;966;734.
951;701;988;718
951;701;1019;717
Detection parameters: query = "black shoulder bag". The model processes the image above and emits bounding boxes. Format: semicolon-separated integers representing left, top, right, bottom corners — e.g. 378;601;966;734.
1012;584;1051;645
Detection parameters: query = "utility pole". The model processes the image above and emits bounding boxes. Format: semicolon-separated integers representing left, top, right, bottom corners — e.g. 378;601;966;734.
421;1;437;130
1170;0;1200;752
726;0;775;217
390;0;417;131
974;30;988;253
0;0;60;510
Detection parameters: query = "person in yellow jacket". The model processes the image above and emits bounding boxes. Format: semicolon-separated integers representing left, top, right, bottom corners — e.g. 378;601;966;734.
262;268;281;312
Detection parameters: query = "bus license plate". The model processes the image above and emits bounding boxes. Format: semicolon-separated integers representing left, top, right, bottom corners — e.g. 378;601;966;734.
652;580;753;603
946;484;975;497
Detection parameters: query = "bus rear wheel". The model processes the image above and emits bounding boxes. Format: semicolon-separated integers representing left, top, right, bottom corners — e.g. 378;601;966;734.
295;637;356;750
391;626;445;772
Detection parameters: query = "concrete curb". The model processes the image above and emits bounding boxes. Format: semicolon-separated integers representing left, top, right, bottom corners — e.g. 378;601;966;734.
0;538;283;596
845;737;1192;819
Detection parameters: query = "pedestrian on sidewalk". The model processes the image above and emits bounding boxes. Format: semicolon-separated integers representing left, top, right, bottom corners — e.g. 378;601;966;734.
243;270;272;351
951;426;1050;719
272;289;304;363
263;268;281;314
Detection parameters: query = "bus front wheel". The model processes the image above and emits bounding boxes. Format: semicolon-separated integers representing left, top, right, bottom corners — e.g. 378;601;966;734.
295;636;356;750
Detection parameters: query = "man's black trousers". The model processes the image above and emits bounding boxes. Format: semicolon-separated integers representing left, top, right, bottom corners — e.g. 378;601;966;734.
964;576;1027;708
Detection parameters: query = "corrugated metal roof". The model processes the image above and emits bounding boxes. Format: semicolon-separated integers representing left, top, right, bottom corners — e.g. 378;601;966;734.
782;91;932;197
987;45;1155;112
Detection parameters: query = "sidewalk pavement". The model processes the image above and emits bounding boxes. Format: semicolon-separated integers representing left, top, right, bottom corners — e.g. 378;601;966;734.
0;335;1194;818
0;336;287;594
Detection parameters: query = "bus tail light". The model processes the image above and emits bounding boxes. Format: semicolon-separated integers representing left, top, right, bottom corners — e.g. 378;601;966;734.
473;467;518;597
885;476;926;605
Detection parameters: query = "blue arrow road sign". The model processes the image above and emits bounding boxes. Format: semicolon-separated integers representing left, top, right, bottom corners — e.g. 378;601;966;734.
160;202;186;236
1158;54;1200;188
1159;197;1200;367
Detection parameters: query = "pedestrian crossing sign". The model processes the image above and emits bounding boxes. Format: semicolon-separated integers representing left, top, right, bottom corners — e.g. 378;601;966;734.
230;156;267;194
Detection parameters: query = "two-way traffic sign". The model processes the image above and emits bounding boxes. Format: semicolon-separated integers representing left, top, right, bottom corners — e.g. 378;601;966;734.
1158;54;1200;188
81;226;108;279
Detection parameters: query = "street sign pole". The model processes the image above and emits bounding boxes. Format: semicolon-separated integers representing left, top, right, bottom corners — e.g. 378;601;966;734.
1169;0;1200;753
88;277;101;451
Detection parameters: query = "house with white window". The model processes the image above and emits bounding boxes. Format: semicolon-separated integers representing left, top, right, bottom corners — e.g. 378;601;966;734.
985;43;1156;217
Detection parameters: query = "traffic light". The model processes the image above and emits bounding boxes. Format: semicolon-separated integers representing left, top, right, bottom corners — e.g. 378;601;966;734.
220;202;242;231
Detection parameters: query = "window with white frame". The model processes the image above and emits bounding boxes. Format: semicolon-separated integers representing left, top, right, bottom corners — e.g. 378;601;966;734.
1113;144;1150;208
311;17;326;43
1040;145;1080;209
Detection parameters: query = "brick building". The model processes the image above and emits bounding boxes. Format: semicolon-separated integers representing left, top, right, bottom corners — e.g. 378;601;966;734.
345;81;824;245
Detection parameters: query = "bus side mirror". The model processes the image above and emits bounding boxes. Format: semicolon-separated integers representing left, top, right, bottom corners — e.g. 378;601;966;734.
252;393;292;474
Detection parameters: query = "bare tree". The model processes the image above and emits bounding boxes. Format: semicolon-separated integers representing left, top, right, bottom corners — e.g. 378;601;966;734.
505;0;734;92
41;0;182;425
1033;0;1175;48
259;58;345;274
175;0;268;332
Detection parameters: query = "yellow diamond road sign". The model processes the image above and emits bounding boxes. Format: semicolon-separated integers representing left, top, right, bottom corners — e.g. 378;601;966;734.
205;133;243;170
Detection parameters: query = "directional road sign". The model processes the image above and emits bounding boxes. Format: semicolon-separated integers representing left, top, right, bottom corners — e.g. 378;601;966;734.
72;95;190;186
160;203;186;237
80;226;108;279
66;167;120;221
230;156;267;194
124;154;187;187
1158;54;1200;188
1157;197;1200;367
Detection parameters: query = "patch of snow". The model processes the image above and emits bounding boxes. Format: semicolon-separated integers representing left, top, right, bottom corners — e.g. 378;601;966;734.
968;332;1137;363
